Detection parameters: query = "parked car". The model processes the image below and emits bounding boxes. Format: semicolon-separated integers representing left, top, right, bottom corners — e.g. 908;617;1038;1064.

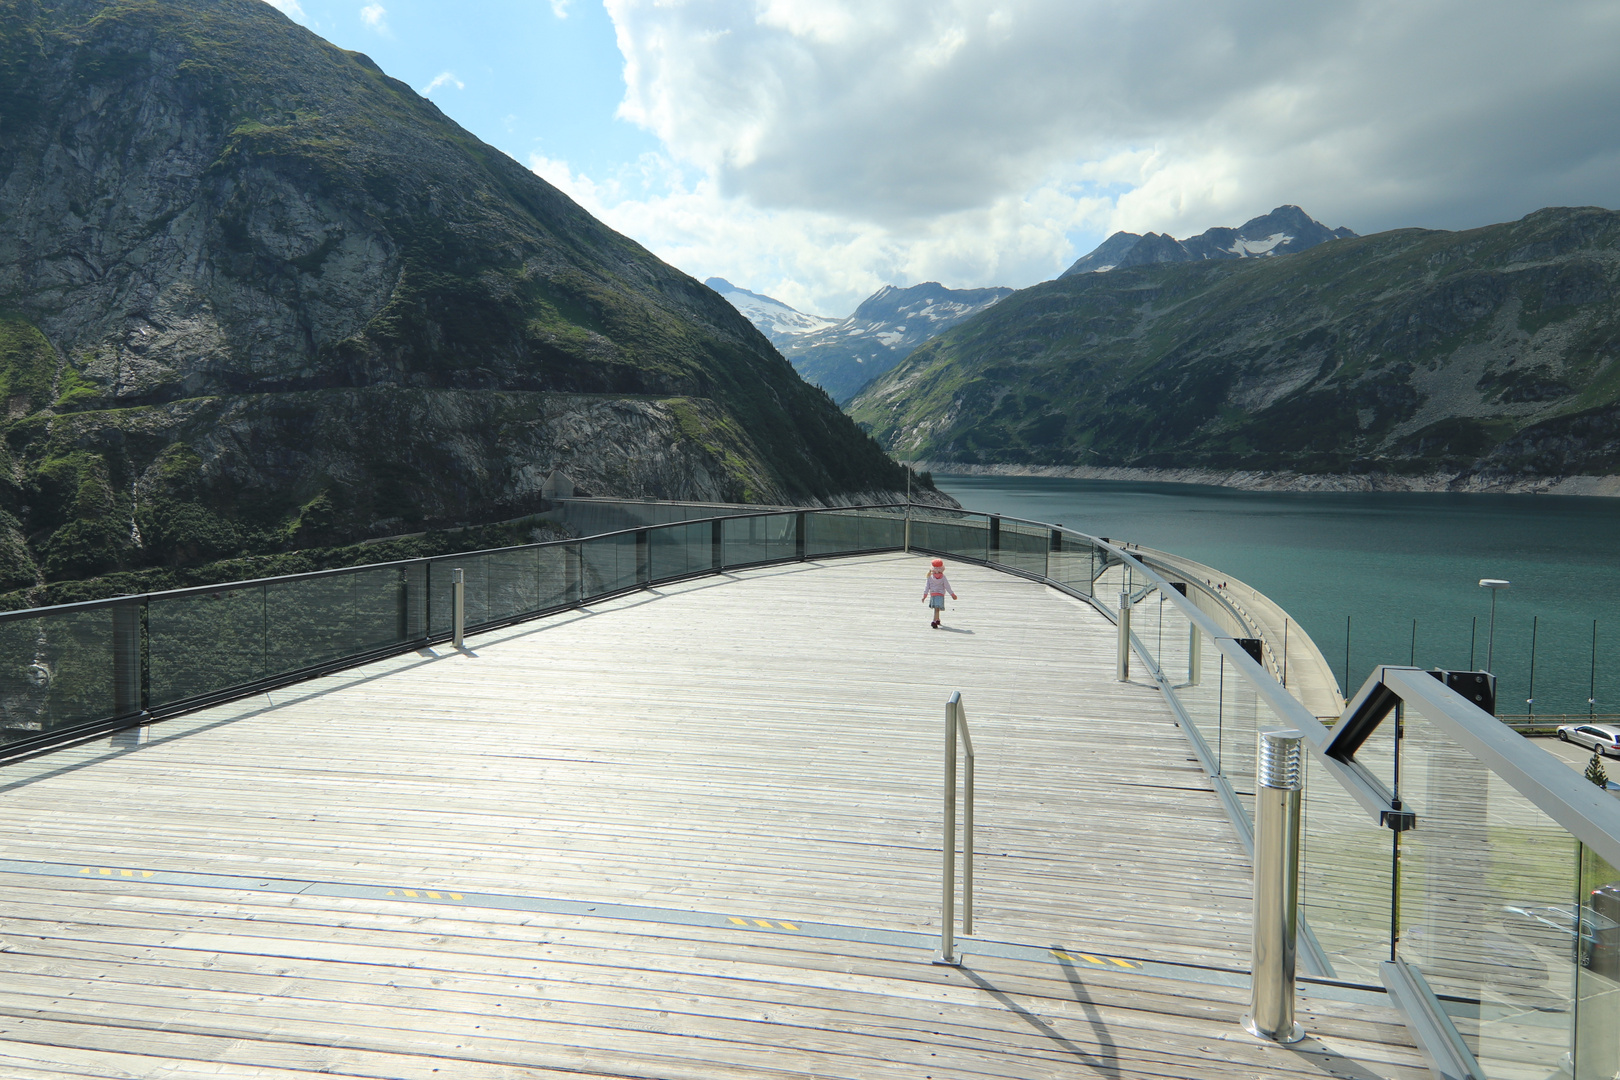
1555;722;1620;756
1593;883;1620;979
1503;902;1620;975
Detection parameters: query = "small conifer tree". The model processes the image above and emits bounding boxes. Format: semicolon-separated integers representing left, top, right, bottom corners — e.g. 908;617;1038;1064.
1587;752;1610;789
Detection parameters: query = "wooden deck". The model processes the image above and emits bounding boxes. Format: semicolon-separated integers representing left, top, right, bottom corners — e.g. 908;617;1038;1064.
0;552;1427;1079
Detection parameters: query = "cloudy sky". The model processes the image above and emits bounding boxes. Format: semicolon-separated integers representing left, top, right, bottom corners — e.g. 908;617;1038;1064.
265;0;1620;317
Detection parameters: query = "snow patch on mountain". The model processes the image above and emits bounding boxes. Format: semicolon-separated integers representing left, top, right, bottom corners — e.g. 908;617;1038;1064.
705;278;838;339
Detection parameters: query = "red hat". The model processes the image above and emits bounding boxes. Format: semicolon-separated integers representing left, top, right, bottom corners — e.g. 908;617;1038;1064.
931;559;943;567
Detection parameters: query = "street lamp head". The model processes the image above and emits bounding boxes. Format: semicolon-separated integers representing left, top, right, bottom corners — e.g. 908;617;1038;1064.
1478;579;1510;590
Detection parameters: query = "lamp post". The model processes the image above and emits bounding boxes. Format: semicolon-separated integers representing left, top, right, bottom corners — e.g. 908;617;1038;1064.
1479;579;1510;672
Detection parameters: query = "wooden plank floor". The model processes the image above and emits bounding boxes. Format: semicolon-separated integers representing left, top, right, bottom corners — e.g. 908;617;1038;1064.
0;552;1427;1079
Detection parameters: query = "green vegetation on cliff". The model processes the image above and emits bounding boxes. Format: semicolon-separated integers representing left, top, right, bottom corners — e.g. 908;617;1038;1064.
850;207;1620;482
0;0;907;595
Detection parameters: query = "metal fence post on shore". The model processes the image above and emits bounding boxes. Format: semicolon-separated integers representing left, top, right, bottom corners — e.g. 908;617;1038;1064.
1117;590;1131;682
451;568;465;649
1244;728;1306;1044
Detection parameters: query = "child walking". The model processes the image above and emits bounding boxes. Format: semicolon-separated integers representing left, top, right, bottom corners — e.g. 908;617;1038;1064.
922;559;958;628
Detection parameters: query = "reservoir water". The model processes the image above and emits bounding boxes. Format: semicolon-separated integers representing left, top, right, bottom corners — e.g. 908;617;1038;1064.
934;474;1620;717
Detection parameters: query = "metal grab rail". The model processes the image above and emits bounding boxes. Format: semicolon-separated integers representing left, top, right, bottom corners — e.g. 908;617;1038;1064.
936;691;975;966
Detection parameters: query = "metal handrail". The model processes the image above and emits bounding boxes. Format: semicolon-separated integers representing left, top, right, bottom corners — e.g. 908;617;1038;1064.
937;691;975;966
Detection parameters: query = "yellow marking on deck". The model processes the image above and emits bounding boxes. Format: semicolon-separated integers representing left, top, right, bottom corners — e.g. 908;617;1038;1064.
1053;948;1118;966
1108;957;1137;969
426;891;441;899
728;917;748;926
449;893;463;900
753;919;773;928
778;921;798;930
403;889;418;897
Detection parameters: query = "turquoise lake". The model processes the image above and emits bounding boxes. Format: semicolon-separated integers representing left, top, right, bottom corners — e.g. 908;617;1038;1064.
933;474;1620;717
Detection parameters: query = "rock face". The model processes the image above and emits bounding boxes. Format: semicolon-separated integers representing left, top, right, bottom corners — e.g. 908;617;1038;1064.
1061;206;1356;275
850;207;1620;486
715;280;1013;405
0;0;907;588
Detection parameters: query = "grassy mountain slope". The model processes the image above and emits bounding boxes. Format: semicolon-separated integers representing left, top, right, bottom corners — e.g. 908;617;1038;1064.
850;208;1620;483
0;0;907;591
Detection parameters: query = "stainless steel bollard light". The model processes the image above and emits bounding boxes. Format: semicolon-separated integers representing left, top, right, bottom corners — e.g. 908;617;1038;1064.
452;568;465;649
1244;728;1306;1044
1116;590;1131;682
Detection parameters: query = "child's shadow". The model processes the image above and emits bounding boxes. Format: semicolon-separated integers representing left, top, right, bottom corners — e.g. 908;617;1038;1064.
938;626;975;634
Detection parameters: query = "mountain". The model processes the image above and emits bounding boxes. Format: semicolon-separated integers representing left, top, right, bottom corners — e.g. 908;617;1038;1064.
704;278;838;340
1062;206;1357;275
849;207;1620;489
747;282;1013;404
0;0;911;590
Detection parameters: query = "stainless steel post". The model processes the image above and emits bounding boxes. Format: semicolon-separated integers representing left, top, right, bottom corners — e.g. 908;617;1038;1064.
1117;590;1131;681
1244;728;1306;1044
958;697;975;937
1189;621;1202;686
452;568;465;649
937;693;958;965
904;505;912;552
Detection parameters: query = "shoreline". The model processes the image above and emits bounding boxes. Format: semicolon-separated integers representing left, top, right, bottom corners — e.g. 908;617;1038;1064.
909;462;1620;498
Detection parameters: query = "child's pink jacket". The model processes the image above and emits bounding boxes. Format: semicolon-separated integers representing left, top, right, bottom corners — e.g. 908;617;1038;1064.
923;574;954;597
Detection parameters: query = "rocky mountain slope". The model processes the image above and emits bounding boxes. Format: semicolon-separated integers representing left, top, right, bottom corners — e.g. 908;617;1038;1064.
850;207;1620;488
0;0;911;590
1062;206;1356;275
715;280;1012;404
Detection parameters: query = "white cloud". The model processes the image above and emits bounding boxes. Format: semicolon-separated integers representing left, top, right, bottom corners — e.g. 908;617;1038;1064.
420;71;466;97
549;0;572;18
360;3;389;33
263;0;307;20
583;0;1620;311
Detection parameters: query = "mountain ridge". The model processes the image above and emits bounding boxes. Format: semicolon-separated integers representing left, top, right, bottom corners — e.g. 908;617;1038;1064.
1062;205;1356;275
850;206;1620;490
713;279;1013;404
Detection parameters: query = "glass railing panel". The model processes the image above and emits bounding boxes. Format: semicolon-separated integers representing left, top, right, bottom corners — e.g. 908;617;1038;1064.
859;507;906;552
1173;633;1227;772
722;513;795;567
536;543;570;609
908;508;989;562
460;553;496;628
0;608;117;746
264;567;404;674
579;532;638;599
807;508;901;557
1397;704;1579;1078
649;521;711;581
483;548;541;625
993;520;1048;577
1149;591;1192;679
427;560;454;637
1575;845;1620;1080
1218;654;1269;822
1092;554;1137;604
1300;751;1394;983
148;585;268;707
1048;532;1097;597
804;509;861;557
403;561;428;640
